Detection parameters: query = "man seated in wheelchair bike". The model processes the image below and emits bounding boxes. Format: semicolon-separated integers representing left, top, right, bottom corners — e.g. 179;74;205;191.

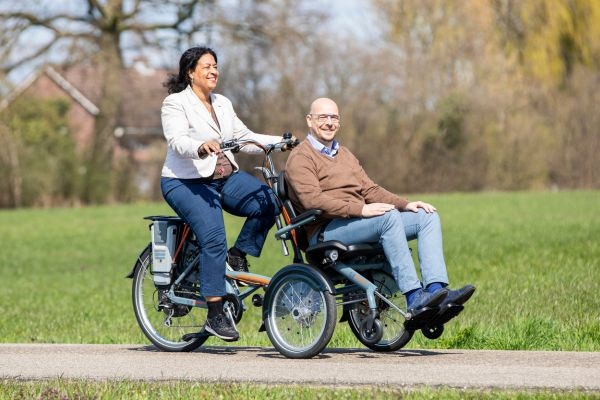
285;97;475;331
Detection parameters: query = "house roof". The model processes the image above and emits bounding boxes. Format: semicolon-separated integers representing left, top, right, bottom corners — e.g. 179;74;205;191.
1;62;169;136
56;62;168;135
47;66;101;115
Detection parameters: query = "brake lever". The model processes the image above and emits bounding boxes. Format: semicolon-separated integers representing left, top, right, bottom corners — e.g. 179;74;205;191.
221;140;240;153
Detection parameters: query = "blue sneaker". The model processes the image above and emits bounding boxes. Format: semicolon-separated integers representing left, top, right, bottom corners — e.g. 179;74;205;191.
426;284;476;327
443;284;476;306
404;288;448;330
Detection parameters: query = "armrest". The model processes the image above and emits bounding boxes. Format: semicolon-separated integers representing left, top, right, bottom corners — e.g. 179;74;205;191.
274;209;322;241
290;209;322;224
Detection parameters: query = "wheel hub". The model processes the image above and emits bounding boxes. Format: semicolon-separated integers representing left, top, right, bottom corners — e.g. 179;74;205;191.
291;307;314;328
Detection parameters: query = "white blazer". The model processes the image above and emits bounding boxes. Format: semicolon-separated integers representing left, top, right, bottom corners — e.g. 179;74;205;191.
160;85;281;178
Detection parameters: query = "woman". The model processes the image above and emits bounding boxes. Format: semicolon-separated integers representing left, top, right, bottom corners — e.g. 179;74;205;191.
160;46;290;341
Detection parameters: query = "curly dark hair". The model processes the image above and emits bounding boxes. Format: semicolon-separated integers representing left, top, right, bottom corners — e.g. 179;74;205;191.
164;46;218;94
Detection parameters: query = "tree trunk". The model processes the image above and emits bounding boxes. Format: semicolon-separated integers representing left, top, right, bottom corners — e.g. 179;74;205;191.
0;123;22;207
81;2;124;204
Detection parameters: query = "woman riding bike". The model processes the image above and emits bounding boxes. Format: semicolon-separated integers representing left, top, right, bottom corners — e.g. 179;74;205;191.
160;46;295;341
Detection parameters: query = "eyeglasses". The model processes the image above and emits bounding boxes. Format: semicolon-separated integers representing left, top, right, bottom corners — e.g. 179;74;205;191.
309;114;341;124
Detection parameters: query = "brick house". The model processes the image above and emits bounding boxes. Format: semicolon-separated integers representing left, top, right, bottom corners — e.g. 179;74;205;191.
0;62;169;200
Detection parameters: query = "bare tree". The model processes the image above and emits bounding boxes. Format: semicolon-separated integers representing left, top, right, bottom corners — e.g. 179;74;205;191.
0;0;220;203
0;121;22;207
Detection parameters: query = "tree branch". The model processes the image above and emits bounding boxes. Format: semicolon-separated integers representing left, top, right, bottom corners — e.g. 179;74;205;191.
0;32;96;74
0;11;96;34
122;0;202;31
87;0;107;19
122;0;143;20
0;40;55;74
123;20;204;32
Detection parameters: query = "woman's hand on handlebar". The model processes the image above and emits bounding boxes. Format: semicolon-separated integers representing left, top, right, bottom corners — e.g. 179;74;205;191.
205;133;298;154
198;140;222;157
281;134;299;151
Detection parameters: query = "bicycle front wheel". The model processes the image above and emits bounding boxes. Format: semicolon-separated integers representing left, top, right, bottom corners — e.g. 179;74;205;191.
132;244;207;352
264;271;336;359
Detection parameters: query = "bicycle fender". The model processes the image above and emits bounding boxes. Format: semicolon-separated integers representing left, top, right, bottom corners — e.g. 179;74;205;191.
126;243;152;279
261;263;335;321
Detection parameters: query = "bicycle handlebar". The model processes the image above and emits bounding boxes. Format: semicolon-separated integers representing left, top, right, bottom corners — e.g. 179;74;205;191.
220;132;298;153
218;133;298;259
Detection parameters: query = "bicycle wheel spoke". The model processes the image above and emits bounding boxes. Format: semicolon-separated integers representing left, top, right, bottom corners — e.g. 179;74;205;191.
271;279;326;350
132;246;208;351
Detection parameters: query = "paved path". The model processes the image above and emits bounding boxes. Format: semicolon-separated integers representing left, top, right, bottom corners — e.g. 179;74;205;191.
1;344;599;391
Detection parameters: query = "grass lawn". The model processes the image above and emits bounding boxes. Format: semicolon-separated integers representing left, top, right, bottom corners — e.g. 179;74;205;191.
0;191;598;397
0;190;598;350
1;379;598;400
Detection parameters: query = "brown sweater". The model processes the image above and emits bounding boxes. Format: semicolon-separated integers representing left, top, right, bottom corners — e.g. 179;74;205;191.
285;140;409;240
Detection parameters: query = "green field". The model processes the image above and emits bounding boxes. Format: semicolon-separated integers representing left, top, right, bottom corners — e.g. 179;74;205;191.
1;379;598;400
0;190;599;350
1;191;599;398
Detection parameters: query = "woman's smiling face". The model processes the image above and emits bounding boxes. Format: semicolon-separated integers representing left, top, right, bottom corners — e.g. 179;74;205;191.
190;53;218;94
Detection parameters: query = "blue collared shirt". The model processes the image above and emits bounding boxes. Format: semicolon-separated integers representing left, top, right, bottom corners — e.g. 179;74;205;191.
307;133;339;157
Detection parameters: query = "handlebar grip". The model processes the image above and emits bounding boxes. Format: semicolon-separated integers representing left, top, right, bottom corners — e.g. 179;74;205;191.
283;132;292;140
220;140;240;153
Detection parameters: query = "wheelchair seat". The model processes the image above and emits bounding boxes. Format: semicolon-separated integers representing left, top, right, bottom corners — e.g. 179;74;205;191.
275;171;384;267
305;240;384;266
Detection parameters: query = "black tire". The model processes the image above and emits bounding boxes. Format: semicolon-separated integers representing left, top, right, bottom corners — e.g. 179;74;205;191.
358;318;384;345
422;324;444;340
264;271;336;359
132;243;207;352
348;271;413;352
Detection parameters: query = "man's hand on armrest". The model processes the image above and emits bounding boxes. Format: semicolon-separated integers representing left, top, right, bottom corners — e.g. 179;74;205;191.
361;203;395;217
403;201;437;213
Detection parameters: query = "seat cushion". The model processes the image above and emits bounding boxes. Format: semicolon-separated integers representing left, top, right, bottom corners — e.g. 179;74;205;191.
305;240;383;266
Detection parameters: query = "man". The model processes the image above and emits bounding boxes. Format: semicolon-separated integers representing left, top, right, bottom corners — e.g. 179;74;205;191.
285;97;475;330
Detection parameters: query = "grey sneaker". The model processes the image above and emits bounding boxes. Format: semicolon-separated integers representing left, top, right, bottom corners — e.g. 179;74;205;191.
204;313;239;341
227;250;249;273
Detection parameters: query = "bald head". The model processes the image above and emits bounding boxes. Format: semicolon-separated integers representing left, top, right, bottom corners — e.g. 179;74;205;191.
309;98;339;115
306;97;341;146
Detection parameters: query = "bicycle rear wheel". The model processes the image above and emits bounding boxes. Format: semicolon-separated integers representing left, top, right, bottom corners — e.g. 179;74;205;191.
132;244;208;352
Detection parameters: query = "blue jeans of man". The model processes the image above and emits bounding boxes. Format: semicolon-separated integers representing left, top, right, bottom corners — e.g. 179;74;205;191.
161;172;280;297
312;209;449;294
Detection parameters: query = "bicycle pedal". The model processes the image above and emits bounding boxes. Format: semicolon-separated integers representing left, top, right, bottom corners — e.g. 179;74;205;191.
181;330;210;342
252;294;263;307
430;303;464;326
404;307;439;331
258;321;266;332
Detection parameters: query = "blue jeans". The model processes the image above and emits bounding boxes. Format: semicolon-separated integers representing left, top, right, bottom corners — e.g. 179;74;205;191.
161;172;280;297
313;209;449;294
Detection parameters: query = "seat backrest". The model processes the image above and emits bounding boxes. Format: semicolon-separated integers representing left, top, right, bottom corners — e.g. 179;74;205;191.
274;171;297;217
273;171;289;204
275;171;310;252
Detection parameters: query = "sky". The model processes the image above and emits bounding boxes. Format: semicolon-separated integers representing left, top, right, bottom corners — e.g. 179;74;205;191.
1;0;381;89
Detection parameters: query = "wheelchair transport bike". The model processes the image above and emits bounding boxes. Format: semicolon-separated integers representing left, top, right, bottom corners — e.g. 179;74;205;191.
128;134;452;358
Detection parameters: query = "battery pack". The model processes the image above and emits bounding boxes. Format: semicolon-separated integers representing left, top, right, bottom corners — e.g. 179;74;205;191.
150;220;179;286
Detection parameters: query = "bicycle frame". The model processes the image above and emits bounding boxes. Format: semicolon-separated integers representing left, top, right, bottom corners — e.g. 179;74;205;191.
131;135;416;356
153;136;297;311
